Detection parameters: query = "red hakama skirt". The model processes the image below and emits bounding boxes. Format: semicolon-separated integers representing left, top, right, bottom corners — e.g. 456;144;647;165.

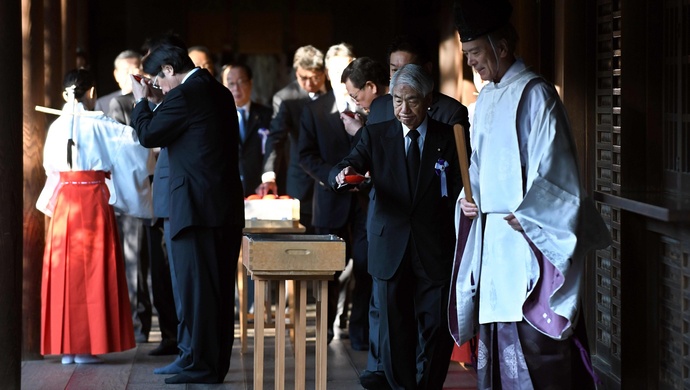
41;170;135;355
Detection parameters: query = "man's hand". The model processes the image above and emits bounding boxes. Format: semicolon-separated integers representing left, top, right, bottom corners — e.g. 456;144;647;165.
131;74;148;101
148;87;164;105
460;197;478;219
503;213;523;232
256;181;278;197
335;166;358;186
340;112;364;136
131;74;164;105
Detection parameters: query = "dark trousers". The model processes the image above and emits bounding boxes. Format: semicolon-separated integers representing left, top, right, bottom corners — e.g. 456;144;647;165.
168;223;241;382
146;221;178;342
379;237;454;390
116;214;152;342
314;197;370;344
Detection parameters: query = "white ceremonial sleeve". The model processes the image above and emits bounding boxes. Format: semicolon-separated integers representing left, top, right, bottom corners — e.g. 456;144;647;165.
109;125;154;219
514;87;610;338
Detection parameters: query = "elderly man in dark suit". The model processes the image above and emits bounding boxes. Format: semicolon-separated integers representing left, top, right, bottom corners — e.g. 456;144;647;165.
330;64;462;390
358;35;472;390
298;43;372;347
222;63;273;197
130;38;244;385
257;45;327;232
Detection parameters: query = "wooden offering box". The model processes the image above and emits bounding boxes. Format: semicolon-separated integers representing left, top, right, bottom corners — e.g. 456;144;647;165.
241;234;346;390
242;234;346;277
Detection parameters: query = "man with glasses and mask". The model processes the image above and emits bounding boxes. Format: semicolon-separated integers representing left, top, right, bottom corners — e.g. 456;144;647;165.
257;45;328;233
130;35;244;385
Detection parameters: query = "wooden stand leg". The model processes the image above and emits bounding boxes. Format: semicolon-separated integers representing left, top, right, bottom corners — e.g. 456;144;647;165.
265;281;273;327
294;280;307;390
253;278;265;390
238;254;248;353
287;280;295;350
275;279;286;390
315;280;328;389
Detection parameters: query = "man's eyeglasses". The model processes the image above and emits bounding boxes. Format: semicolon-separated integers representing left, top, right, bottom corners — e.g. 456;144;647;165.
349;88;363;103
297;73;324;84
226;78;249;89
152;74;161;90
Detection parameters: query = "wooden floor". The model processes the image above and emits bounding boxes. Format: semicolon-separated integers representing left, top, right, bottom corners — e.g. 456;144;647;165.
21;311;478;390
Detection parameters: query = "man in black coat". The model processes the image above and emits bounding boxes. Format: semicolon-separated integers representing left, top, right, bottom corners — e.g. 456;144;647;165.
221;63;273;197
257;45;328;232
298;43;371;347
360;35;472;390
131;39;244;384
330;64;461;390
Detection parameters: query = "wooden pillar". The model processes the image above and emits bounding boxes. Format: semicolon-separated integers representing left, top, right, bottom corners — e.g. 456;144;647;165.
22;0;47;360
44;0;63;108
0;0;26;387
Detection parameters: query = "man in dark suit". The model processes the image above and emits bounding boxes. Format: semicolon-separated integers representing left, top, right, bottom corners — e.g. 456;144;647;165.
298;43;371;347
368;35;470;131
330;64;461;390
257;45;327;232
108;89;179;357
221;63;273;197
95;50;141;113
130;39;244;384
221;62;272;315
359;36;472;390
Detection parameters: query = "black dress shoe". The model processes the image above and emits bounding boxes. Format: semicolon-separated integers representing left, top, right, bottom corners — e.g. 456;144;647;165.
359;370;391;390
148;339;179;356
164;372;222;384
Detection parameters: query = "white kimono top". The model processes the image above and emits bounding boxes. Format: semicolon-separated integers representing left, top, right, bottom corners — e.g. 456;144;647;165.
36;102;154;219
453;59;610;340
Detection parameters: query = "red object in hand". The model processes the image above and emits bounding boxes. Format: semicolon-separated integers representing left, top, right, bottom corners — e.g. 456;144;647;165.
344;175;366;184
342;111;356;118
132;74;143;82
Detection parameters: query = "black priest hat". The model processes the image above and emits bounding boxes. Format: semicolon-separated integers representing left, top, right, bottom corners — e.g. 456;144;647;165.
453;0;513;43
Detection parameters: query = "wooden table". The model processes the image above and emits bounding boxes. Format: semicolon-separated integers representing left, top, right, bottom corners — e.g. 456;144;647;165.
242;234;345;390
238;220;305;353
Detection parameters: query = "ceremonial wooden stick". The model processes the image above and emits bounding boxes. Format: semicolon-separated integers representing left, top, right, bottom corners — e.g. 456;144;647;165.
453;123;474;204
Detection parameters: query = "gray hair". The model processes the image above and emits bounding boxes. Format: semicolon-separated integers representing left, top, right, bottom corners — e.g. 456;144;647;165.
325;42;355;68
389;63;433;97
113;50;141;67
293;45;325;71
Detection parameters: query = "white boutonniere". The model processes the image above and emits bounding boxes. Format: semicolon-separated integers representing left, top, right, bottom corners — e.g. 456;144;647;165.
435;158;449;197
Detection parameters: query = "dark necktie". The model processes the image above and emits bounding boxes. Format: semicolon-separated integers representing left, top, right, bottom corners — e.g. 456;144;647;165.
407;129;420;195
238;108;247;141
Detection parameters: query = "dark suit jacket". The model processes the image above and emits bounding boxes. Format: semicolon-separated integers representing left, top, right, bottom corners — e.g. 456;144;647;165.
109;93;135;125
368;91;470;130
152;148;170;219
95;90;121;114
263;80;315;205
239;102;273;197
131;68;244;238
329;117;461;281
368;91;471;161
298;91;358;228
